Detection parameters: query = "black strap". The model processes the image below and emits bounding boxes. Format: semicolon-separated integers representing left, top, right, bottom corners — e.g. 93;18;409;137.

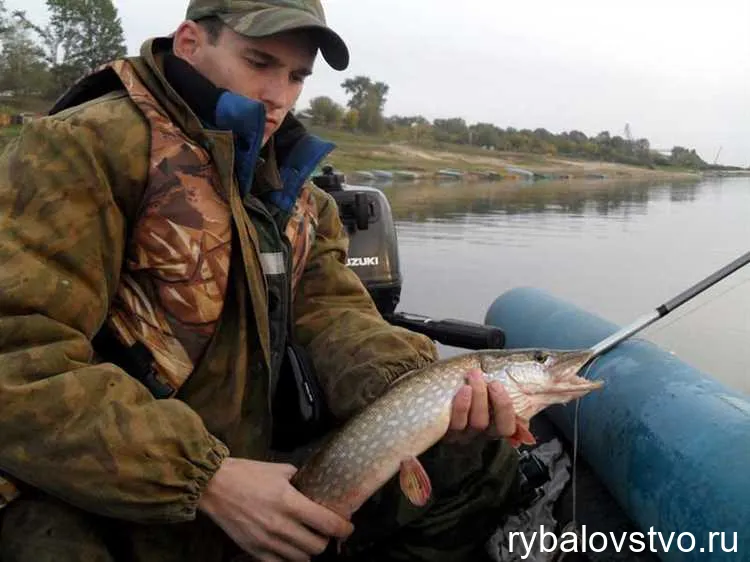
92;324;176;399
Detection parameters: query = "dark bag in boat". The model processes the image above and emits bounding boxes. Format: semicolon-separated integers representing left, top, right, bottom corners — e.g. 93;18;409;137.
271;342;334;452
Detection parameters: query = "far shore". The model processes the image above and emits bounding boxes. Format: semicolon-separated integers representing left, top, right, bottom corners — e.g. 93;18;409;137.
308;126;748;185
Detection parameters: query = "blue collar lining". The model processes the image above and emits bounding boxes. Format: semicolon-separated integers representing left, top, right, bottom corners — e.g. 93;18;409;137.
214;92;335;212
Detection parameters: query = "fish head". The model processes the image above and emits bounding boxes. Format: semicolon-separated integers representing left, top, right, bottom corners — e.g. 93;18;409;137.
479;349;604;417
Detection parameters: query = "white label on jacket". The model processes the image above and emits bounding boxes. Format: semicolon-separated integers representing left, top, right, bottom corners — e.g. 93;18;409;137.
261;252;286;276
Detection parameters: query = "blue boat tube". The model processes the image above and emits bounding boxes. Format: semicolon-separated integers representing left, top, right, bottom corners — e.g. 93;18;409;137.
485;287;749;561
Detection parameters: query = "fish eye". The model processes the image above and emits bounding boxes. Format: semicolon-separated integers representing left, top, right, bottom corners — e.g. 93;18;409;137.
533;351;548;363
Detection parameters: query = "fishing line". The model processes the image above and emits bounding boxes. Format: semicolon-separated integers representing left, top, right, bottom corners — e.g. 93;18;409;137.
555;358;597;561
553;251;750;561
572;398;580;529
587;249;750;359
642;275;750;337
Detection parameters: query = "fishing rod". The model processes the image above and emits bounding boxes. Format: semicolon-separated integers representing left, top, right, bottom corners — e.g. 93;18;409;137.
588;248;750;360
560;249;750;547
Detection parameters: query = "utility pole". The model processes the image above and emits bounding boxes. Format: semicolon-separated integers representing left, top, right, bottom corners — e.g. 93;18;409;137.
624;123;633;143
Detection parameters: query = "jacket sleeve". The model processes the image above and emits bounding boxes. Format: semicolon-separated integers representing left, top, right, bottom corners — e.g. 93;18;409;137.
292;187;439;421
0;106;228;523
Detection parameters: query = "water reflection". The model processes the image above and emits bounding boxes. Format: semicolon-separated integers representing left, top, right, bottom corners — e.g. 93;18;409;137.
370;178;703;223
668;181;700;202
386;176;750;395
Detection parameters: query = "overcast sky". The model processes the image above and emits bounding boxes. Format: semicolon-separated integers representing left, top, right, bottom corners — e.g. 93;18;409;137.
10;0;750;166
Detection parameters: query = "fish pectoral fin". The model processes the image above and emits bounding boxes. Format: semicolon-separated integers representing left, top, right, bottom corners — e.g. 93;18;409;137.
508;419;537;448
399;456;432;507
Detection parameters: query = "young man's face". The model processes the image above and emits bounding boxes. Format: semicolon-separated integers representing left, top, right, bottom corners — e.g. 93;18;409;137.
176;21;316;145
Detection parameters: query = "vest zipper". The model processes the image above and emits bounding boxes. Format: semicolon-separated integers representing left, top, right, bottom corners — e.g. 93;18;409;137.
243;196;292;421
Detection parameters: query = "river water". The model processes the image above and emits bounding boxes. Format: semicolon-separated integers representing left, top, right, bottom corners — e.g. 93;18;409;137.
371;176;750;395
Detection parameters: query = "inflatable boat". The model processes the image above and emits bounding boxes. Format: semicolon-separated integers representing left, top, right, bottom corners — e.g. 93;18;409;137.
313;167;750;561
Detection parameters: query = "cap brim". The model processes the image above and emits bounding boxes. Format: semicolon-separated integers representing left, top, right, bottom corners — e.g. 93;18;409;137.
307;26;350;72
219;10;350;71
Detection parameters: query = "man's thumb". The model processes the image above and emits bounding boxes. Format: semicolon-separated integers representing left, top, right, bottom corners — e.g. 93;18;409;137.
278;463;299;480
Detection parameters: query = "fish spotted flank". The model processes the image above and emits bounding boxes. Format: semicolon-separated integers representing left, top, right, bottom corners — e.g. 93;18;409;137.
292;348;603;519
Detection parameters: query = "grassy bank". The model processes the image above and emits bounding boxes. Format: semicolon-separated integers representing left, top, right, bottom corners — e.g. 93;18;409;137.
0;126;22;151
0;111;704;181
0;96;53;152
308;126;700;181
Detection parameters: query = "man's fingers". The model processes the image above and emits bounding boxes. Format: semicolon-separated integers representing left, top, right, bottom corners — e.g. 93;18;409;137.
467;370;490;431
260;536;313;562
271;513;330;557
253;547;301;562
488;381;516;437
253;552;282;562
289;491;354;540
245;527;306;561
449;385;472;432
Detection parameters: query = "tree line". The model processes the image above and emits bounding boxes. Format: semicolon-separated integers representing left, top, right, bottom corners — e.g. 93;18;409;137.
0;0;126;101
0;4;732;171
302;77;733;171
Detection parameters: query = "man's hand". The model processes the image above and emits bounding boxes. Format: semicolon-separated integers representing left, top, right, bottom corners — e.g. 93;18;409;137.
444;368;536;447
198;458;353;561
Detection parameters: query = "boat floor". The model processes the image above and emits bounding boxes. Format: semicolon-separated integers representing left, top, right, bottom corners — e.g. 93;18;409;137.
492;412;662;562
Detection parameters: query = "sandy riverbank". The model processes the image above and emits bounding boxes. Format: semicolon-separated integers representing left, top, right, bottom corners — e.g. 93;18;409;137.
313;132;703;182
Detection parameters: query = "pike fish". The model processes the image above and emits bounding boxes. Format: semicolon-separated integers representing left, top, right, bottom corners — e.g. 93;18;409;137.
292;348;603;520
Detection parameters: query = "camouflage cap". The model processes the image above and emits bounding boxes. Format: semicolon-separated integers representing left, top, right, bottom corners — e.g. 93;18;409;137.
185;0;349;70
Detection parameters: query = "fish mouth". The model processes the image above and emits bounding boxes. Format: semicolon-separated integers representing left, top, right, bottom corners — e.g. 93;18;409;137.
546;350;604;396
549;380;604;393
522;377;604;397
552;350;598;380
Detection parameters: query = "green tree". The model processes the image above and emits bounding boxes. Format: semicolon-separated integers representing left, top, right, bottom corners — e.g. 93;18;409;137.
341;76;372;111
307;96;344;127
342;108;359;131
533;127;554;142
670;146;707;169
0;18;50;96
470;123;502;148
387;115;429;128
433;118;469;144
16;0;126;97
358;98;383;133
507;129;534;152
567;130;588;144
385;115;431;142
0;0;8;36
341;75;389;133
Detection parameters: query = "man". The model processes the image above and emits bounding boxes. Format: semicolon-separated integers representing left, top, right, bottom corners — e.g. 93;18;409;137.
0;1;525;560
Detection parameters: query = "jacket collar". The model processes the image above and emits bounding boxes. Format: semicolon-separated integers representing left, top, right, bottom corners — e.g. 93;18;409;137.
140;38;336;210
51;36;336;212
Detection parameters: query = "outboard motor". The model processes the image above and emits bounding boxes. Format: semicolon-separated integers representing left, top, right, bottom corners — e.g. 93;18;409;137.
313;166;403;315
312;167;505;350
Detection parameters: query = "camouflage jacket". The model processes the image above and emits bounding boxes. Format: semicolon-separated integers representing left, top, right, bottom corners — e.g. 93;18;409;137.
0;38;437;523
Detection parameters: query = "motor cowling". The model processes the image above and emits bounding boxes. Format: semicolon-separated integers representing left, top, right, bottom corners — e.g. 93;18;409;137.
312;167;402;315
312;166;504;350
